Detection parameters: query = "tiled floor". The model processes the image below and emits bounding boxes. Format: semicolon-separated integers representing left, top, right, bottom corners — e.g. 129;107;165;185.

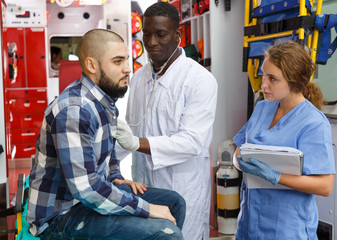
210;227;236;239
210;236;236;240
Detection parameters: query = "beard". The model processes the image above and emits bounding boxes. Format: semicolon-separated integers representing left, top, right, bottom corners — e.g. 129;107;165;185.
98;67;128;99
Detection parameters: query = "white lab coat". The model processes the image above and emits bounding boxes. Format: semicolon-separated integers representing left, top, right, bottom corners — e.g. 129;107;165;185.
126;48;218;240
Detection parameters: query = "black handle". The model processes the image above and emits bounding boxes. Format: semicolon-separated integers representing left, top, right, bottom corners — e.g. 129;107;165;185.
242;47;249;72
225;0;231;11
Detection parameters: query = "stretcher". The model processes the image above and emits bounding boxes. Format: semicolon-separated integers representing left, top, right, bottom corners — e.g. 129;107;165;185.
243;0;337;93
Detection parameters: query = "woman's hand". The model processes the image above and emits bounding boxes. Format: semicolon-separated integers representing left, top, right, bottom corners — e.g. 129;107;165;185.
238;157;281;185
113;179;147;195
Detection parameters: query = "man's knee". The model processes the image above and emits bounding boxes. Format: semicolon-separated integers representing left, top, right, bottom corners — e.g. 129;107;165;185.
175;192;186;208
171;191;186;213
154;223;183;240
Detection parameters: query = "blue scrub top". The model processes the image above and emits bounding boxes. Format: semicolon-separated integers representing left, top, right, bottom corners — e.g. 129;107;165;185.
233;100;335;240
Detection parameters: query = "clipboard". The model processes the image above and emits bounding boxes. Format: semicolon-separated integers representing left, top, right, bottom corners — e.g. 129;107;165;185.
239;143;304;189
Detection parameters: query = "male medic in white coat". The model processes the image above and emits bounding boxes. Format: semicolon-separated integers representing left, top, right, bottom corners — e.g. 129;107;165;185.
115;2;218;239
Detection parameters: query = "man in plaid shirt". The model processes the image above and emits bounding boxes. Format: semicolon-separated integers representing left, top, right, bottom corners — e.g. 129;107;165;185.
27;29;185;240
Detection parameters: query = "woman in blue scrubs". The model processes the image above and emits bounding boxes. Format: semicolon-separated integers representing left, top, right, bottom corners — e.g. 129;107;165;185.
233;41;335;239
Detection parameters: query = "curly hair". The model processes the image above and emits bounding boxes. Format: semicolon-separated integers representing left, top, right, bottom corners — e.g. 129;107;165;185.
144;2;180;29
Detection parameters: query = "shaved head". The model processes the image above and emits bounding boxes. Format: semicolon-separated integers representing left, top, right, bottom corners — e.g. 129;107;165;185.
77;29;124;71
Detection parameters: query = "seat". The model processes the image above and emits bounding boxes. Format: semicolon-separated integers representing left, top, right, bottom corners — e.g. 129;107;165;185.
58;60;82;94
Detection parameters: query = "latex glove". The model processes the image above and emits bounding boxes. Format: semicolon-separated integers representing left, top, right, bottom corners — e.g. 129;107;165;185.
238;157;281;185
116;119;140;152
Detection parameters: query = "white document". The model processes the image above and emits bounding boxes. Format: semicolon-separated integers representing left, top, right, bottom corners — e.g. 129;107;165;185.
239;143;304;190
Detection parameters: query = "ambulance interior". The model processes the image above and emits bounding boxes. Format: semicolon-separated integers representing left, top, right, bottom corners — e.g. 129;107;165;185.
0;0;337;239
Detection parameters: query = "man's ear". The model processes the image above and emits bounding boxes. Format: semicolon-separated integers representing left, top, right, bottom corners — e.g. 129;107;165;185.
176;27;183;42
85;57;98;74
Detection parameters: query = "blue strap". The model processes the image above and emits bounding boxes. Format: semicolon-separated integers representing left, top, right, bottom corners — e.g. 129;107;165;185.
316;14;337;64
253;0;312;19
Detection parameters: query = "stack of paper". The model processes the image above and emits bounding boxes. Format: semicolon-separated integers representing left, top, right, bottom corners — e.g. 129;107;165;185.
239;143;304;189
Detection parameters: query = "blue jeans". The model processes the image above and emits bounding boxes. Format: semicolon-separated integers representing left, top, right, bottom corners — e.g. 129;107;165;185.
39;186;186;240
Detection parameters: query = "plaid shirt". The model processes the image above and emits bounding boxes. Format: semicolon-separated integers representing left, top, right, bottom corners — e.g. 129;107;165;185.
27;74;150;236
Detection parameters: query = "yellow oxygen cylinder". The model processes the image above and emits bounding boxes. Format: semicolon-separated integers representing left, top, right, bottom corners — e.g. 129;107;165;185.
216;140;241;235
